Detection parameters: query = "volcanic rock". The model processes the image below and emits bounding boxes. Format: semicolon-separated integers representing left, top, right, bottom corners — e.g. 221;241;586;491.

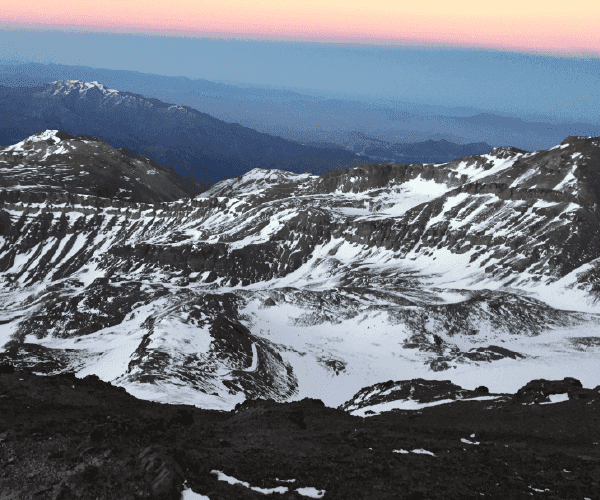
2;371;600;499
512;377;595;404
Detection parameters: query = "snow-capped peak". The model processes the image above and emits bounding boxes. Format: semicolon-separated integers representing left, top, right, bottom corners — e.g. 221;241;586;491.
3;130;63;152
30;130;63;143
199;168;314;198
50;79;119;96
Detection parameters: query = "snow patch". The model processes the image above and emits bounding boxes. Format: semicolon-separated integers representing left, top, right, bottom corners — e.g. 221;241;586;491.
411;449;436;456
540;393;569;404
210;470;288;495
296;487;326;498
181;486;211;499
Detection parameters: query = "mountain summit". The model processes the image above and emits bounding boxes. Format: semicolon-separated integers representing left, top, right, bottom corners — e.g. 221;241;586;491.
0;130;195;203
49;79;120;96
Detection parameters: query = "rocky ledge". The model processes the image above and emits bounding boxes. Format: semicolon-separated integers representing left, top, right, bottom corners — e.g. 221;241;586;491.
1;367;599;500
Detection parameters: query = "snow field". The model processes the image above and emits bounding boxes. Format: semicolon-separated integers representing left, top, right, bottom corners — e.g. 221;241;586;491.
198;470;326;498
4;141;600;416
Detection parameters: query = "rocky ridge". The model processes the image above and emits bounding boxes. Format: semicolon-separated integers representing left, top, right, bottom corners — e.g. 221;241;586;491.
0;129;195;203
1;132;600;411
339;376;600;417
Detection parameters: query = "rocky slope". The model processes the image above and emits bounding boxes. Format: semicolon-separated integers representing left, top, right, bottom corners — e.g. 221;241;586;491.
338;375;600;417
0;130;195;203
2;132;600;412
1;369;599;500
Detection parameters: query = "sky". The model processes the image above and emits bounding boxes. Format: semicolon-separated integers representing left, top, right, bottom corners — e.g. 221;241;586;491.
1;1;599;123
1;1;599;56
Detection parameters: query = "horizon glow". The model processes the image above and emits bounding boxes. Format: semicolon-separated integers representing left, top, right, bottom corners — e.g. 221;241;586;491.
1;0;599;57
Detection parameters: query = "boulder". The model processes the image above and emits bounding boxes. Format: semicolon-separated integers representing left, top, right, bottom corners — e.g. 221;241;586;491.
0;363;15;374
513;377;583;404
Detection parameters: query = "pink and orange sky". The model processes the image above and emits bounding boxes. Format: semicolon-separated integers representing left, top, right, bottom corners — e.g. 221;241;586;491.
1;0;599;56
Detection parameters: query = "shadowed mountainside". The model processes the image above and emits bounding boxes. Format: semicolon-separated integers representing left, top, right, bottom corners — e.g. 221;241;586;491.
0;80;374;191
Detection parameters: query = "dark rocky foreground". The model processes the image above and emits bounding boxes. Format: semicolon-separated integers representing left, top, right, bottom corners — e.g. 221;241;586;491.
1;368;599;500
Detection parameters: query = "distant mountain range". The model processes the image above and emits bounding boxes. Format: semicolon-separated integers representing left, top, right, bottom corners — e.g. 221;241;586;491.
304;132;493;164
0;78;505;191
2;61;599;155
0;79;372;191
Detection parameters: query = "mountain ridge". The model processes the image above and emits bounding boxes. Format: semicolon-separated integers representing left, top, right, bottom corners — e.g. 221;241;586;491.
2;131;600;412
298;134;494;165
0;79;375;190
0;129;196;203
3;61;599;153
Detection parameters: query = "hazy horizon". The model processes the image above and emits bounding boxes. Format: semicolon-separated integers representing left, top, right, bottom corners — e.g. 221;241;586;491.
2;26;600;125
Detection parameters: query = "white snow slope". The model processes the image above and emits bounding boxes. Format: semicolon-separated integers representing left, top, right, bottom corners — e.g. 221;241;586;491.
2;133;600;411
